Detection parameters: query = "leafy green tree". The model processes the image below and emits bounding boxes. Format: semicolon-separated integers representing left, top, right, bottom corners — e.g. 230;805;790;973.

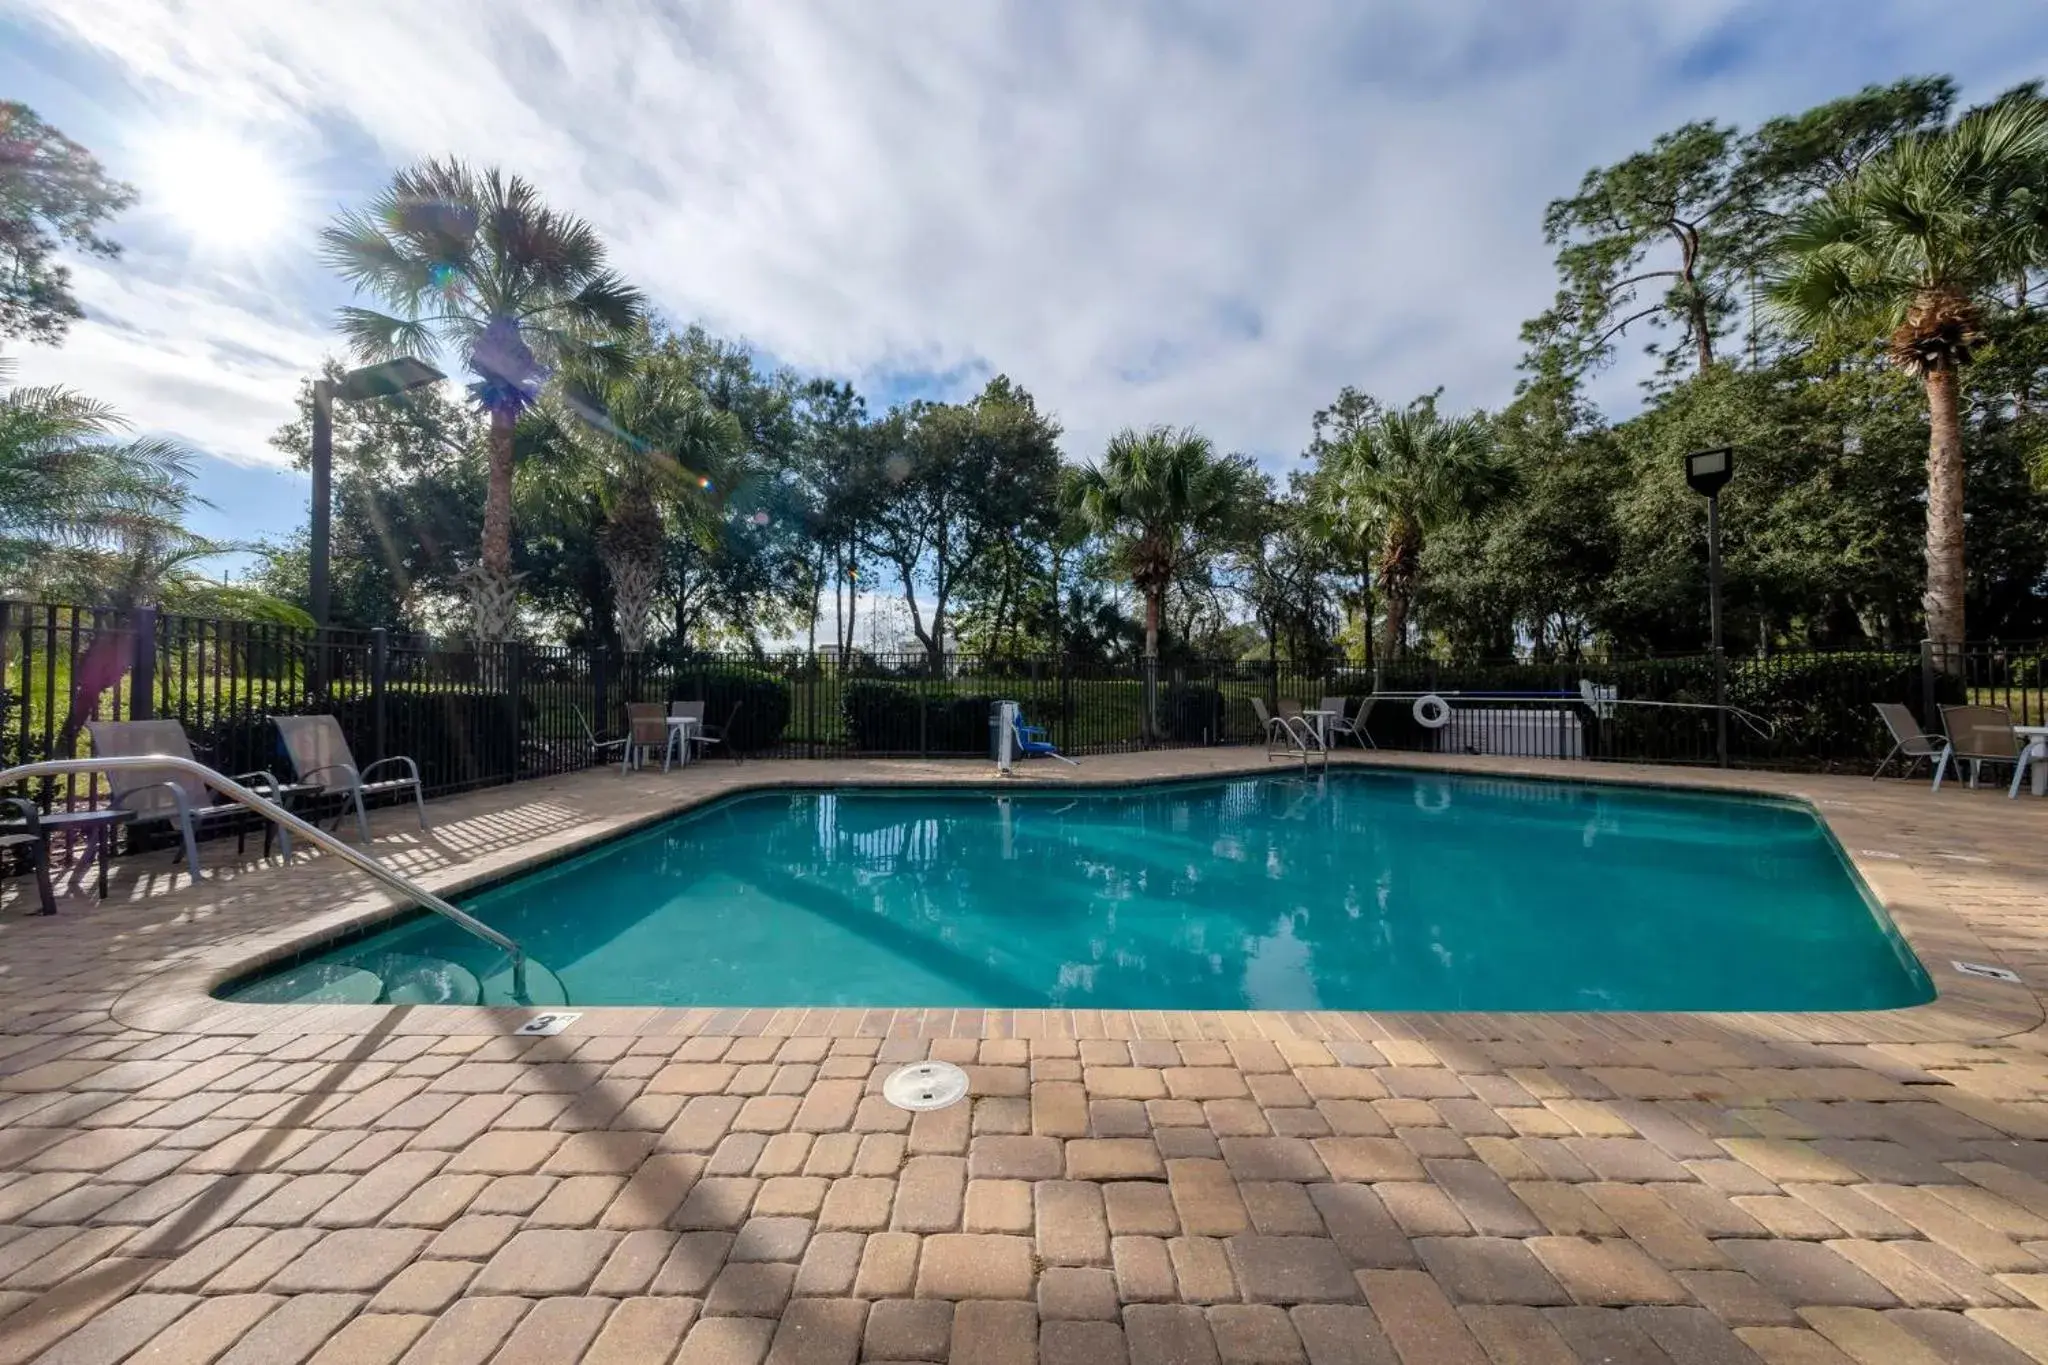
260;360;486;632
857;376;1063;670
0;103;135;346
1530;122;1744;377
320;159;643;640
1768;94;2048;648
1314;398;1512;659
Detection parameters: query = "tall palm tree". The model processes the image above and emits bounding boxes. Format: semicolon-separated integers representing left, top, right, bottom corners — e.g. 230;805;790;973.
1323;402;1510;660
1769;97;2048;650
1301;462;1382;666
1064;426;1258;661
320;159;643;640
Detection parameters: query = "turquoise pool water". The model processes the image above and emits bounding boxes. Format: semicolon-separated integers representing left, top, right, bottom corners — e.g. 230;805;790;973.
222;771;1933;1012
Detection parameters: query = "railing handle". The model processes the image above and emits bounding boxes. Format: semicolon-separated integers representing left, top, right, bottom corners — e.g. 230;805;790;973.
0;756;527;990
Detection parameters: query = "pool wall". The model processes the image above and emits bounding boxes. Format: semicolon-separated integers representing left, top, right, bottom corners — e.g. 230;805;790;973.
144;749;2040;1045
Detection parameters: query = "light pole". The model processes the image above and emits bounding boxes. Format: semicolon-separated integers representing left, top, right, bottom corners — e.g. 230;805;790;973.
1685;447;1735;767
309;357;446;628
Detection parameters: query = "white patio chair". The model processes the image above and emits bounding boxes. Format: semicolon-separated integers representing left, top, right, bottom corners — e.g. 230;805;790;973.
1318;695;1372;749
1251;698;1320;757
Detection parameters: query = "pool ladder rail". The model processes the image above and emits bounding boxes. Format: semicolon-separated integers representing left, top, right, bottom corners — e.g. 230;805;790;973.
0;754;533;1001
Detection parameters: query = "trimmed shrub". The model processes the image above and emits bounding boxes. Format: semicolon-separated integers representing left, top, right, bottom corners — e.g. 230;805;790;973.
1161;681;1225;743
675;666;792;753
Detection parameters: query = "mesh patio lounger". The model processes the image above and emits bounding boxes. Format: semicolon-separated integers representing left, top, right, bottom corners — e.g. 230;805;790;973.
1933;704;2024;793
86;719;291;878
1871;703;1948;780
272;714;426;842
1318;695;1372;749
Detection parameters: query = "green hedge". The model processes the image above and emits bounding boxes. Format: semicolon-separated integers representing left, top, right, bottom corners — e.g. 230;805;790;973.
841;680;1007;753
668;666;792;752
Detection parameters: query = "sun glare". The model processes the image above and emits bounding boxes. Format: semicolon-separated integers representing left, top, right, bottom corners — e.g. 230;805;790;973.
139;128;299;251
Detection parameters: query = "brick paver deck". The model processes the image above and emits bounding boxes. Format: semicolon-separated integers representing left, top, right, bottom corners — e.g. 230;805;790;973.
3;749;2048;1363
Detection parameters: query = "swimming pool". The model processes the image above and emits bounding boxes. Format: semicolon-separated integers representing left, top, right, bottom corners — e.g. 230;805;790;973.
221;770;1933;1013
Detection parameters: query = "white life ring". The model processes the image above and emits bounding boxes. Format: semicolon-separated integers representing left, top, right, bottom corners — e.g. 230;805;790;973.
1412;693;1452;729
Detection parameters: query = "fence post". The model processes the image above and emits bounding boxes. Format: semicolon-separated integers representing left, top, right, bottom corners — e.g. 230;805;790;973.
591;648;608;759
128;606;157;721
1918;638;1938;725
806;653;817;760
370;627;389;766
504;642;524;784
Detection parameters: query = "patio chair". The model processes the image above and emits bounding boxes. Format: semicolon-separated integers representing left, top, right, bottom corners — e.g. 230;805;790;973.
85;719;291;879
1318;696;1372;749
622;703;668;773
0;799;58;916
688;703;745;765
572;705;630;767
273;714;427;842
1871;703;1948;780
1933;705;2025;793
1012;710;1078;766
1251;698;1319;757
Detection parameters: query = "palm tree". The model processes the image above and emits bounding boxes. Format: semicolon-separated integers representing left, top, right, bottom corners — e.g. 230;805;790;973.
1321;401;1510;660
1768;97;2048;650
320;159;643;641
1301;462;1382;666
0;361;199;590
543;354;742;655
1064;426;1258;660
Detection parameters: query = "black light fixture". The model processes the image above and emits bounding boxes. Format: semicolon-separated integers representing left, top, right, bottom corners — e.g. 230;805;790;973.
1683;447;1735;766
1685;446;1734;498
310;358;446;627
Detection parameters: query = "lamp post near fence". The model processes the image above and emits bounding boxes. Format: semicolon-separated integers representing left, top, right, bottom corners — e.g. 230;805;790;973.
309;358;447;629
1684;447;1734;767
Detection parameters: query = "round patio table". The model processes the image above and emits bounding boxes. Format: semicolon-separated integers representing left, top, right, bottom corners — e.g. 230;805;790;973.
663;716;702;771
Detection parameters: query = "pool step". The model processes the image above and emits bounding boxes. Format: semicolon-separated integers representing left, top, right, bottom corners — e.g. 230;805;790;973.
363;952;484;1006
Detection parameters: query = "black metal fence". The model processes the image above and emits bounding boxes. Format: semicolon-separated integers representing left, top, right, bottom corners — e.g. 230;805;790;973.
6;599;2046;816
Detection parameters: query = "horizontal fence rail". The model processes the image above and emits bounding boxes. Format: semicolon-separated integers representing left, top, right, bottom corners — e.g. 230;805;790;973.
7;600;2047;825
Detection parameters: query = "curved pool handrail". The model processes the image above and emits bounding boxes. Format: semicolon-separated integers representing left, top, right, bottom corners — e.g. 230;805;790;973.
0;755;528;999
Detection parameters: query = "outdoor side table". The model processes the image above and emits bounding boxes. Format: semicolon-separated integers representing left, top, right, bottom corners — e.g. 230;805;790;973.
664;717;701;772
37;808;135;900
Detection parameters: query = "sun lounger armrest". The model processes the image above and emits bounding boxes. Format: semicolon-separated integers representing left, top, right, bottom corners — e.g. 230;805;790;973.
226;771;287;802
0;798;42;835
358;756;421;786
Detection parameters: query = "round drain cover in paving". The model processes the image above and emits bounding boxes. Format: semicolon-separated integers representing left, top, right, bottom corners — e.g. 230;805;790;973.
883;1060;969;1111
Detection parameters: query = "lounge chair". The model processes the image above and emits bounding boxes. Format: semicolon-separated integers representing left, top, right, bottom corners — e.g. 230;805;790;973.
85;719;291;878
273;714;427;842
623;703;668;773
1933;705;2024;792
1318;696;1372;749
573;705;631;768
685;702;744;766
1252;698;1320;757
1871;703;1948;780
1012;711;1077;766
0;799;58;916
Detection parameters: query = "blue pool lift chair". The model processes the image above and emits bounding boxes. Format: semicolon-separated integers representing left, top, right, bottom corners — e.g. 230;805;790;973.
1013;713;1078;766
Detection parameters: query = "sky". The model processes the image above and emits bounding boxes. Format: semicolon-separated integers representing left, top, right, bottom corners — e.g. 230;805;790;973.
5;0;2046;583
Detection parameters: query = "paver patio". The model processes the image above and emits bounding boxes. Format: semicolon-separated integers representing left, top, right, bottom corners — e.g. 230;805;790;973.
4;749;2048;1363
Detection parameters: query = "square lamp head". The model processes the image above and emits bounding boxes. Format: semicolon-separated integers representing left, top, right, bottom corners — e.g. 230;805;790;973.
1684;446;1734;497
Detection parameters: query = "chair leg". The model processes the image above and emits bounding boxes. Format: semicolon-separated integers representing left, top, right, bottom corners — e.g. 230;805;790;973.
1932;749;1951;791
1873;742;1901;780
2010;752;2030;799
352;788;372;843
178;817;202;880
32;845;58;915
412;782;428;831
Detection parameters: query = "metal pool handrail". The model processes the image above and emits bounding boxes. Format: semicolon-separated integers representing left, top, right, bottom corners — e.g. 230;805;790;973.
0;755;527;998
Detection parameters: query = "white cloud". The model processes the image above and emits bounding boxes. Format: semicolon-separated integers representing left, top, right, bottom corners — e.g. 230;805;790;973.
13;0;2047;483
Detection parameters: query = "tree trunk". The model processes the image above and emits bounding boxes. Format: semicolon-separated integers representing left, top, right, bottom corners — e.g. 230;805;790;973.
1142;586;1161;660
1922;364;1967;652
483;405;516;577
